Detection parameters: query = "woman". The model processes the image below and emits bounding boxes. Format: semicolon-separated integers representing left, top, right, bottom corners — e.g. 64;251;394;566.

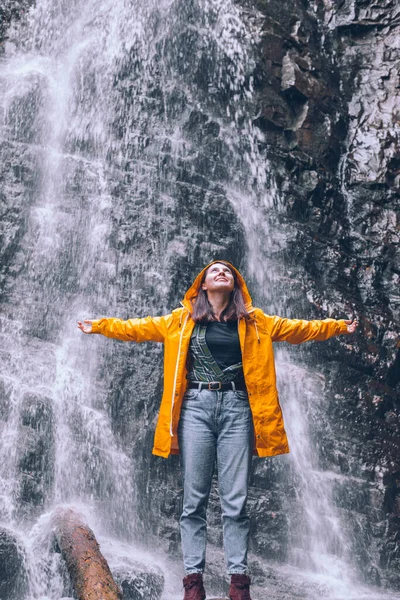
78;260;358;600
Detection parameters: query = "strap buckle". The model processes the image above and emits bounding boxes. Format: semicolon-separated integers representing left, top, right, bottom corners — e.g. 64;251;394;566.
207;381;222;391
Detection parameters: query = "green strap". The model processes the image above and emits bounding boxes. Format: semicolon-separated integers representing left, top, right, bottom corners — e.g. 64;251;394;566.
188;323;243;383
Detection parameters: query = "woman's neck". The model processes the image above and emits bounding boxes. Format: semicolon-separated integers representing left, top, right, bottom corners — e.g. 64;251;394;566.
207;291;230;321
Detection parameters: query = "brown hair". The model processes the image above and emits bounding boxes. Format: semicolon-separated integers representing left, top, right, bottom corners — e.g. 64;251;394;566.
191;262;251;323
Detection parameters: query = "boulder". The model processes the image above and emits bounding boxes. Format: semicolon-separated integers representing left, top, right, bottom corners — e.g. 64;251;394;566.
114;566;164;600
0;527;27;600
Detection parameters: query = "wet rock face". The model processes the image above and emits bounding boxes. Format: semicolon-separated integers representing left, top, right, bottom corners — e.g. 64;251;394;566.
253;0;347;166
249;0;400;590
0;528;27;600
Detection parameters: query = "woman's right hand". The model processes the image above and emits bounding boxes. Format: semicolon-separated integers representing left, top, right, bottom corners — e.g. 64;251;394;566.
77;320;93;334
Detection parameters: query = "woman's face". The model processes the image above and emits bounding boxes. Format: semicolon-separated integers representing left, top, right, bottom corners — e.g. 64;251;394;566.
201;263;235;294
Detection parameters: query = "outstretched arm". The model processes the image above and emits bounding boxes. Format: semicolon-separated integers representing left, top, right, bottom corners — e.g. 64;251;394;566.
268;315;358;344
77;314;172;343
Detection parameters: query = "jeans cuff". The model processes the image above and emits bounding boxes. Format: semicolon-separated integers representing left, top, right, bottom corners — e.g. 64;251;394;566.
185;569;203;575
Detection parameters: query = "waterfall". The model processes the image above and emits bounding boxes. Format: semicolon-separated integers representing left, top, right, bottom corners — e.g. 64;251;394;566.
0;0;142;595
0;0;399;598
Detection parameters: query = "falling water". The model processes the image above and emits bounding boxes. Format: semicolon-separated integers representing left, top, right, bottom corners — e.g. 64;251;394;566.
0;0;399;599
0;0;144;595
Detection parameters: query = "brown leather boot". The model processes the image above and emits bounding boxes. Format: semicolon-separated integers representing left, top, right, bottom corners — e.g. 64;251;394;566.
183;573;206;600
228;574;252;600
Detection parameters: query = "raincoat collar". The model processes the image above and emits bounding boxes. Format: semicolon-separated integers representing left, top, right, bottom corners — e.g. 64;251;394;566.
181;260;254;314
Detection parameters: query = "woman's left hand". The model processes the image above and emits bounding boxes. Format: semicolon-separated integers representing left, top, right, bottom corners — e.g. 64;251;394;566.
77;320;93;334
344;318;359;334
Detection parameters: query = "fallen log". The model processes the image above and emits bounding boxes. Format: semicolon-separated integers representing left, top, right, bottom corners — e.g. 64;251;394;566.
53;508;122;600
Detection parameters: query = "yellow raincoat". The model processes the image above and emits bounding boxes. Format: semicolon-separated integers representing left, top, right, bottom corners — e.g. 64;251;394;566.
91;261;348;458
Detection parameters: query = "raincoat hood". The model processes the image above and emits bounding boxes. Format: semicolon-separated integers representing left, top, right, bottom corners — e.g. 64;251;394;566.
181;260;254;313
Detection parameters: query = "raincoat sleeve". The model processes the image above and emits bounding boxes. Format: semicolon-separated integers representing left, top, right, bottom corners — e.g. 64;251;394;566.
268;315;348;344
90;314;173;343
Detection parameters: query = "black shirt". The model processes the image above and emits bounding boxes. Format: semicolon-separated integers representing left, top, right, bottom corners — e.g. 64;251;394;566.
205;320;242;372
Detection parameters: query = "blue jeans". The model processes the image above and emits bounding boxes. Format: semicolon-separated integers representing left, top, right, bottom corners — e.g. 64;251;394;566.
178;388;253;575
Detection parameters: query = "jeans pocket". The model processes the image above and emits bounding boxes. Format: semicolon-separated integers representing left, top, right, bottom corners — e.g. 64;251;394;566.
234;389;249;400
183;389;200;402
224;390;251;420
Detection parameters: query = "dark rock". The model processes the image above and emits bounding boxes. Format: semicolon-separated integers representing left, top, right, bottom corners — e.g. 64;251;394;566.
20;391;53;431
113;564;164;600
16;392;54;516
0;527;27;600
0;1;35;50
0;378;12;421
